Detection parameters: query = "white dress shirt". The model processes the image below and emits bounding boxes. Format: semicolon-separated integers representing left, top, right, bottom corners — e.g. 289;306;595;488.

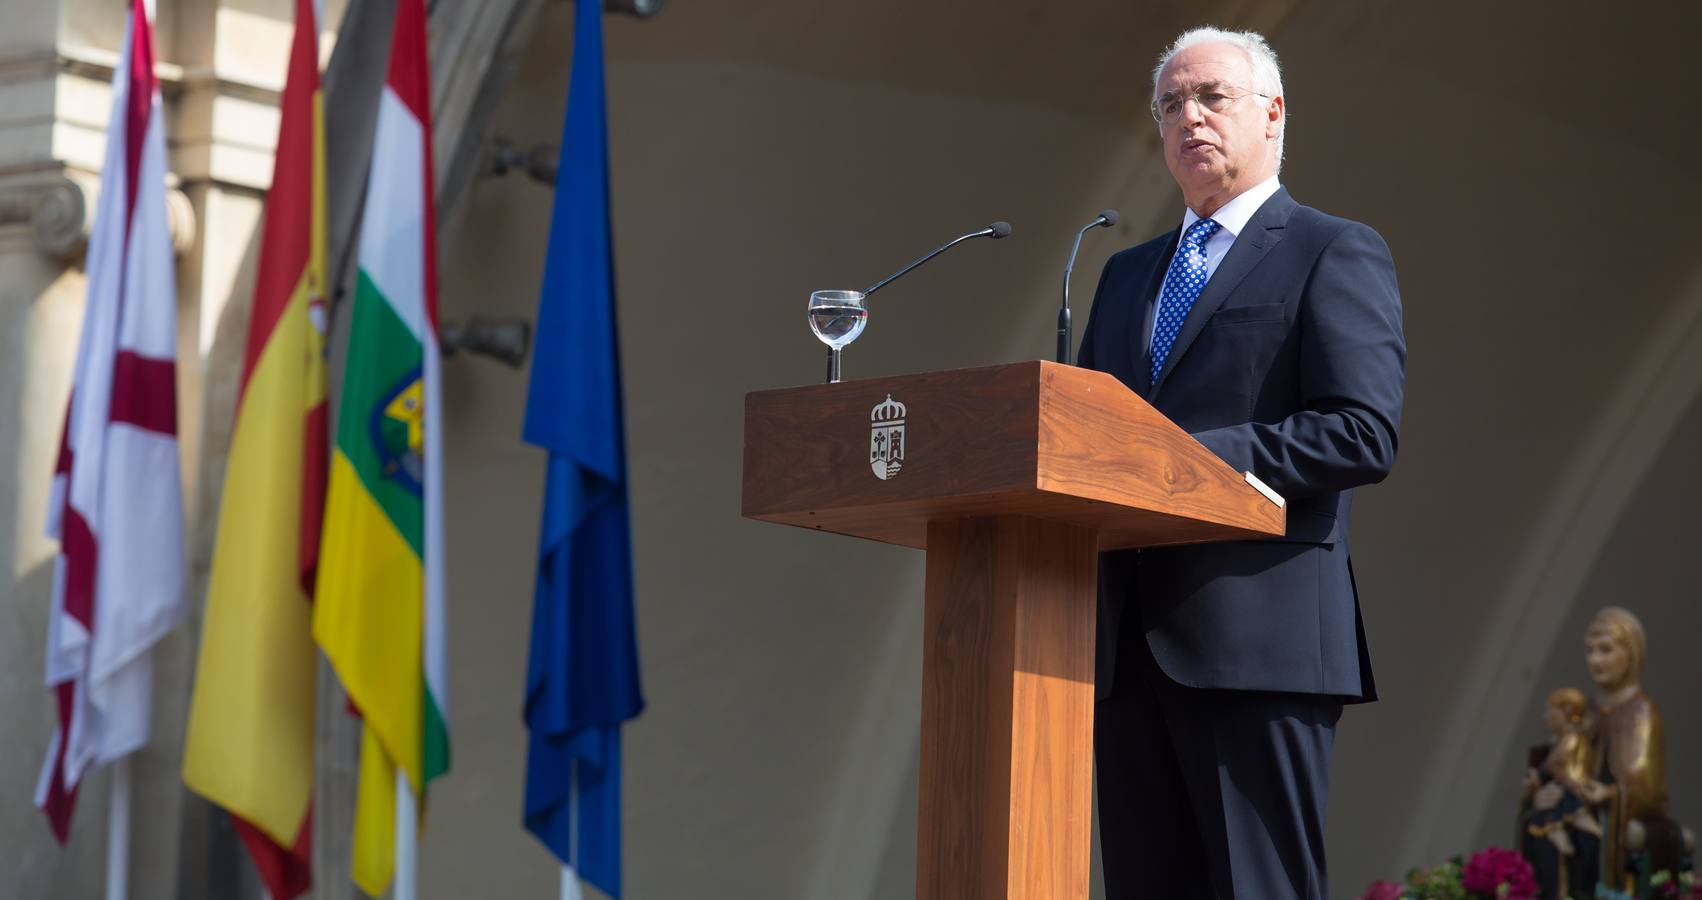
1149;175;1283;351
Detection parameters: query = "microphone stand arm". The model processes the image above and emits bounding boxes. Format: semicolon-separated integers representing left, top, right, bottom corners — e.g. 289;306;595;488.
1058;221;1097;365
863;227;997;297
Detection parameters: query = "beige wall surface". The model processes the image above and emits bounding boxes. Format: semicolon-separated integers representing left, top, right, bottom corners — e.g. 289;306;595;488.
1266;3;1702;887
422;1;1702;898
1471;388;1702;855
421;2;1175;895
1;240;108;900
4;0;1702;898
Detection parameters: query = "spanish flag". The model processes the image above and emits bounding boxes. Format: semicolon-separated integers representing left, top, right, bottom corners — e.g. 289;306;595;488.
313;0;448;893
181;0;325;896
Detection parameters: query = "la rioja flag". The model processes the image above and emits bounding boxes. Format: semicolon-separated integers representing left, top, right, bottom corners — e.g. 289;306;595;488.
36;0;186;841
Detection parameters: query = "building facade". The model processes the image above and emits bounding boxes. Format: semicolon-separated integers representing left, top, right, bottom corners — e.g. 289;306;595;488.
2;1;1699;897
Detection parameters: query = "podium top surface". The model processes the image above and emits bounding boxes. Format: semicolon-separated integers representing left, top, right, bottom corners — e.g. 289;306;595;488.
741;360;1285;551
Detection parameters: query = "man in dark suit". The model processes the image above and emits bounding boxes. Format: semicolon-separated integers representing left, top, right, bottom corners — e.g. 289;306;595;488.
1078;27;1406;900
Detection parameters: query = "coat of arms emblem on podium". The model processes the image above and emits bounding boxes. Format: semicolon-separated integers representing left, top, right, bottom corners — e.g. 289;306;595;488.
869;394;906;481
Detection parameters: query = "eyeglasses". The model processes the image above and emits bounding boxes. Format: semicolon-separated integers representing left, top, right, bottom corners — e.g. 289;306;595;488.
1150;85;1270;125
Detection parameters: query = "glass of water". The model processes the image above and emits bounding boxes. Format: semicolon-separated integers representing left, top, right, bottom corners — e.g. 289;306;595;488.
808;289;868;383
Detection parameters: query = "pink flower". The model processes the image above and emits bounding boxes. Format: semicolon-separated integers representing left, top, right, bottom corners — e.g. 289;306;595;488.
1461;847;1538;899
1355;880;1404;900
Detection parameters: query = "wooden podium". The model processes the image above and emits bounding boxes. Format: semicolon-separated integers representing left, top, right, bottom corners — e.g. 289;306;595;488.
741;360;1285;899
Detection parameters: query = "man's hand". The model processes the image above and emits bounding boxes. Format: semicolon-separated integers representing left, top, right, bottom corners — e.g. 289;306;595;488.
1188;221;1406;502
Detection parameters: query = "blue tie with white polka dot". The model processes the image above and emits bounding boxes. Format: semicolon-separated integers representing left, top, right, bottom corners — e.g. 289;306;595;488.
1150;217;1222;385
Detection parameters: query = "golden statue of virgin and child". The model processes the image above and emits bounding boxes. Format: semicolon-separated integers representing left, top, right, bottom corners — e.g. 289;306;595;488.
1516;606;1693;899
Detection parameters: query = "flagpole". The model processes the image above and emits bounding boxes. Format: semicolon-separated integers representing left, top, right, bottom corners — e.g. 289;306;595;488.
395;768;418;900
559;759;581;900
114;0;147;888
105;756;131;900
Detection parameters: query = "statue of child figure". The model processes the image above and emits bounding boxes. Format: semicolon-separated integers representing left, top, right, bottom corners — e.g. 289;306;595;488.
1524;686;1603;857
1518;606;1685;899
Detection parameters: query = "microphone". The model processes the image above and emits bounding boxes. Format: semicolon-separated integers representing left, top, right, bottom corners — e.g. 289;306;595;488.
1058;209;1119;365
863;221;1012;297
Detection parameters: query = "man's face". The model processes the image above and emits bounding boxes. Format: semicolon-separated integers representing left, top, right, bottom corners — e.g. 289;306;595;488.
1154;43;1282;209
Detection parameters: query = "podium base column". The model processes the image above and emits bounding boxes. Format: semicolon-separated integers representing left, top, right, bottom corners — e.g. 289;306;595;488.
916;515;1097;900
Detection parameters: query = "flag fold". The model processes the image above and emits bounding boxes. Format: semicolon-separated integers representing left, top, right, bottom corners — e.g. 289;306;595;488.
522;1;645;896
37;0;185;843
181;0;326;895
313;0;447;893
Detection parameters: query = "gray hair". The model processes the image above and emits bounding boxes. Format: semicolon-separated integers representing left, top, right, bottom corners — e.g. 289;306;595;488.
1151;27;1285;164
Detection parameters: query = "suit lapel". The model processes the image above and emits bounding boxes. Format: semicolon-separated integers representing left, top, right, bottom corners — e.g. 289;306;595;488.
1152;188;1296;395
1131;229;1179;397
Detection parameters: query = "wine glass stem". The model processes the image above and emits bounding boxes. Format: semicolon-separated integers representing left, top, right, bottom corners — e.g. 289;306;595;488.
826;346;842;384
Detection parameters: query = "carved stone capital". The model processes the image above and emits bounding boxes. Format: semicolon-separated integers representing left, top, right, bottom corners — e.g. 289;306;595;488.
30;172;94;260
0;169;196;262
162;181;197;256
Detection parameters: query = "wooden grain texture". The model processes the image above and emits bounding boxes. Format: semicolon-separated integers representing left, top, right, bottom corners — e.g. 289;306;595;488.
743;363;1039;517
1036;362;1283;538
1005;517;1096;900
742;361;1283;550
918;517;1015;900
917;516;1096;900
744;361;1282;900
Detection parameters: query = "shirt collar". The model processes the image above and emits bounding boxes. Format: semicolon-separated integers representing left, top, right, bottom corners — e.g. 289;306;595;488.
1180;175;1282;239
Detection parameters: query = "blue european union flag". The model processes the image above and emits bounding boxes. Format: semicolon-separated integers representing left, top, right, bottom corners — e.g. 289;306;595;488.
521;0;644;895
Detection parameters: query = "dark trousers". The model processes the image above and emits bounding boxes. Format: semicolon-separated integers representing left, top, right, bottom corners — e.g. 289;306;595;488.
1094;622;1343;900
